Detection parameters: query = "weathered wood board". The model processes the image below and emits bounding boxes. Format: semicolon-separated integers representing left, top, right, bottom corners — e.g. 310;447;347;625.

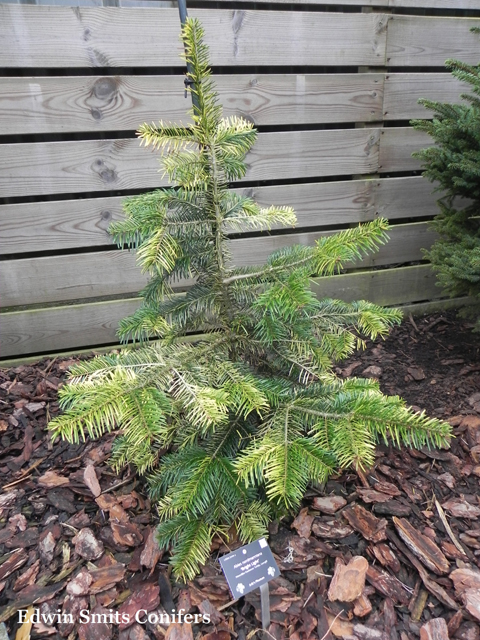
0;298;142;359
0;265;441;358
374;176;439;219
378;128;430;173
0;7;388;68
312;264;439;307
0;74;385;135
4;7;478;70
0;177;439;256
1;128;432;200
383;74;466;121
387;16;480;67
0;223;437;307
0;128;383;198
215;0;480;7
2;71;470;136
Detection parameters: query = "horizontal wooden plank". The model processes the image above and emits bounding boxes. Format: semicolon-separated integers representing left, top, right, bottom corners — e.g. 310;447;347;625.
0;128;381;198
1;222;436;307
374;175;438;219
389;0;480;7
2;294;475;368
2;251;147;308
0;298;142;358
312;264;438;306
0;6;387;68
379;128;430;173
230;223;435;270
0;73;384;135
2;295;472;367
4;263;443;358
1;128;434;200
215;0;480;7
0;176;438;255
383;73;467;121
0;264;441;357
400;296;475;317
387;15;480;67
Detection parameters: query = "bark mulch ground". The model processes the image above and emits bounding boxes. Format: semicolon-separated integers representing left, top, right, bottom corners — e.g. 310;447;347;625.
1;310;480;640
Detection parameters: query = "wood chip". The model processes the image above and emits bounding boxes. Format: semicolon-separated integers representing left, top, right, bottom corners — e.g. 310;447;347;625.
408;367;426;381
446;610;463;637
387;530;458;610
4;527;38;549
463;589;480;622
353;623;385;639
46;489;77;514
13;559;40;592
370;543;400;573
59;596;88;638
450;567;480;594
95;494;118;511
437;473;455;489
373;500;411;517
357;489;394;503
111;522;143;547
312;496;347;514
353;591;373;618
66;568;93;596
164;624;194;640
325;611;354;638
366;565;411;605
442;498;480;519
292;508;314;539
328;556;368;602
118;583;160;630
77;605;113;640
312;520;353;539
38;531;56;564
420;618;449;640
393;517;450;575
83;465;102;498
38;471;70;488
372;481;401;497
89;562;125;594
0;548;28;580
362;365;383;379
73;528;104;561
341;361;362;377
343;504;387;543
198;599;224;625
140;527;162;571
9;513;27;532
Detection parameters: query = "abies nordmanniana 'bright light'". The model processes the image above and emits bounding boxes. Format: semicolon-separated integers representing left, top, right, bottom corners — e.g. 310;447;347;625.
49;19;451;581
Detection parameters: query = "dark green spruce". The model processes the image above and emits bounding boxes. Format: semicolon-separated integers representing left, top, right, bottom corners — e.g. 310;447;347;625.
413;44;480;328
49;19;451;581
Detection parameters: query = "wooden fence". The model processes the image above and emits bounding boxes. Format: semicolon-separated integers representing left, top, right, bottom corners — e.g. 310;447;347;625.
1;0;479;360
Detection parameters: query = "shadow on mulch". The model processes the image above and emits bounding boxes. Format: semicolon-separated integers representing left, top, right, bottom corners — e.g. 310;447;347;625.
0;310;480;640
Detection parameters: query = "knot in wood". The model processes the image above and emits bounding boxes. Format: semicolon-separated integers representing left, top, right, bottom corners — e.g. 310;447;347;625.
93;77;117;100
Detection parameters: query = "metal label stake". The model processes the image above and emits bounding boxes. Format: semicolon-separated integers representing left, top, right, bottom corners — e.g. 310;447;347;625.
259;582;271;632
219;538;279;635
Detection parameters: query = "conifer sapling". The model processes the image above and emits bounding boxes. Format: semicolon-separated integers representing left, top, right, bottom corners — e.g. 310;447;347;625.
49;19;452;581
